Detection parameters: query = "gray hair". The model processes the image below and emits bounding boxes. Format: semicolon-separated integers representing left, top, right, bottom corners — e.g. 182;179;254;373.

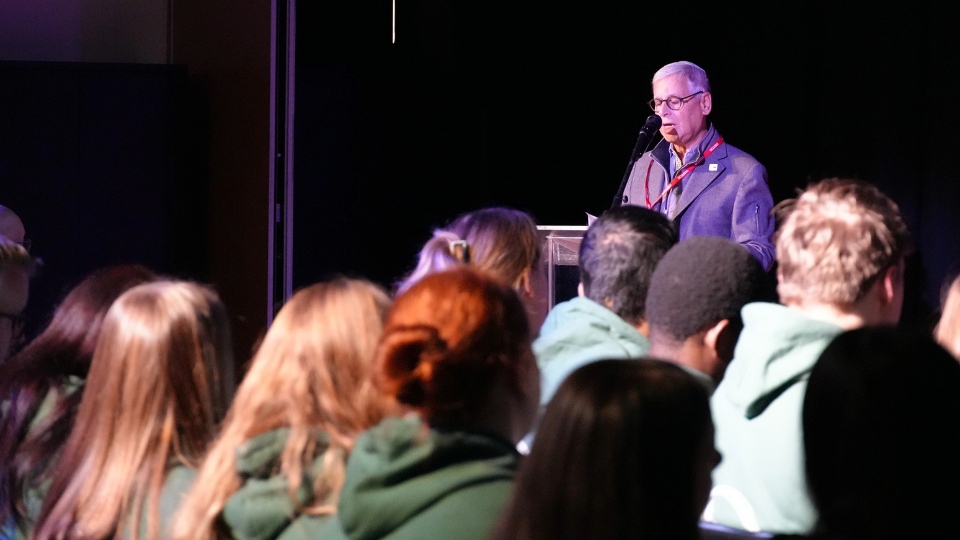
652;61;711;93
578;206;678;326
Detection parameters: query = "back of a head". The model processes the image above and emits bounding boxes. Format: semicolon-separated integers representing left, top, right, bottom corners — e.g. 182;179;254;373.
0;264;157;530
395;207;541;294
379;266;535;429
35;280;234;540
652;60;711;93
647;236;771;347
241;277;394;440
578;206;678;325
173;277;394;540
493;358;711;540
89;280;235;446
775;178;911;308
803;327;960;538
6;264;158;379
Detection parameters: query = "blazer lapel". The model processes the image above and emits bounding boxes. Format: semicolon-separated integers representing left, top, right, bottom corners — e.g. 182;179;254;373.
673;142;728;218
646;142;671;213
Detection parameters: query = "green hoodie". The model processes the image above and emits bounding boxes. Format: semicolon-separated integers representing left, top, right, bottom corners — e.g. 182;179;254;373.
316;416;520;540
534;296;650;407
8;375;84;540
221;428;334;540
707;302;843;535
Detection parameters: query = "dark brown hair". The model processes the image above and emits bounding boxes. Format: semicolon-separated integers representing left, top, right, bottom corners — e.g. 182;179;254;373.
0;264;157;531
491;358;712;540
804;327;960;539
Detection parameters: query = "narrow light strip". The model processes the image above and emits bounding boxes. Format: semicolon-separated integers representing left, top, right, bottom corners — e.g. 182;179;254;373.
392;0;396;43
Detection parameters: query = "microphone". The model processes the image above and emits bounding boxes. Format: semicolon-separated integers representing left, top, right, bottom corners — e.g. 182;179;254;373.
611;114;663;209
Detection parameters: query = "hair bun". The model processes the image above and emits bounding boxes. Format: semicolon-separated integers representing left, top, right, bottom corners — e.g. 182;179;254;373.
381;326;448;407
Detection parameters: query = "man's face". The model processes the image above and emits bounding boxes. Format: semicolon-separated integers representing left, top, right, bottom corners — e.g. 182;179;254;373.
652;73;711;151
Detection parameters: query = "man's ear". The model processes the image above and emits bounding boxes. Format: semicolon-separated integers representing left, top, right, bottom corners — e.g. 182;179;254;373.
700;91;713;116
515;267;533;299
704;318;735;366
704;319;728;353
880;260;903;304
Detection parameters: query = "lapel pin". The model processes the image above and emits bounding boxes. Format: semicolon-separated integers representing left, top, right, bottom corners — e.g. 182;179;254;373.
709;163;719;172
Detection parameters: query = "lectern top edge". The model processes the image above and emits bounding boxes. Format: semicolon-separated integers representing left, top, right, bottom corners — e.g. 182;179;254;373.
536;225;589;232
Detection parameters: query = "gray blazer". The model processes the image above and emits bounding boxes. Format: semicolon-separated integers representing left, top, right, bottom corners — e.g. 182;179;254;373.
622;125;776;271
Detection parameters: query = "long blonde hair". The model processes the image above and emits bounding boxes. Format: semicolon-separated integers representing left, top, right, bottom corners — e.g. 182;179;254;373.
172;278;395;540
32;281;234;540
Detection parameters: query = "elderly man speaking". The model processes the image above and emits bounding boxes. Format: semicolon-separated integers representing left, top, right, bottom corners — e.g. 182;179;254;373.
619;60;775;271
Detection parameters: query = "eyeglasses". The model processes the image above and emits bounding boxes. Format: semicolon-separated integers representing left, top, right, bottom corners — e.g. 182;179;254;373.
648;91;704;112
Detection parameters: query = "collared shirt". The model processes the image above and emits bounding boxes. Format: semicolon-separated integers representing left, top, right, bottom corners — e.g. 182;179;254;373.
665;130;710;219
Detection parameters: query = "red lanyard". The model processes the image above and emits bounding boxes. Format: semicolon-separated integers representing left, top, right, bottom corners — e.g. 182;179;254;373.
645;137;724;210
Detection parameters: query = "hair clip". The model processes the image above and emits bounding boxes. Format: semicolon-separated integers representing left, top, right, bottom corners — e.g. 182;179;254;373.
448;240;471;264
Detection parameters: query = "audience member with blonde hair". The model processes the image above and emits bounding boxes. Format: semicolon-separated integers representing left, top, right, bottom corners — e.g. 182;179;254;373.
706;178;913;535
394;206;546;331
0;264;158;539
934;272;960;360
32;280;235;540
317;267;541;540
172;278;395;540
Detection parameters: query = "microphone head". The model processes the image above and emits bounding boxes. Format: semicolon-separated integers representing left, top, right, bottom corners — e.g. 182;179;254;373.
644;114;663;131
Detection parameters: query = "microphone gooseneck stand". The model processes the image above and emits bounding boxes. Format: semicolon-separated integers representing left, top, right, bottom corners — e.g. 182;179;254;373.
610;114;662;210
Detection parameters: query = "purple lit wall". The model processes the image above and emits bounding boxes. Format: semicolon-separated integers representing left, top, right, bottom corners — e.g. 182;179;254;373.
0;0;168;63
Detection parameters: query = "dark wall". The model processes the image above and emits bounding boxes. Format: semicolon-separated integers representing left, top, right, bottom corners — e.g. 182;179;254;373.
171;0;273;361
293;3;960;330
0;62;206;338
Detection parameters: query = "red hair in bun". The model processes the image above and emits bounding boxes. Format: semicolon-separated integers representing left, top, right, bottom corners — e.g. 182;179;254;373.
379;266;532;426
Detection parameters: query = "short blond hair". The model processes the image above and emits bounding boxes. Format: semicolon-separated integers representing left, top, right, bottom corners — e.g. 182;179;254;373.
776;178;911;307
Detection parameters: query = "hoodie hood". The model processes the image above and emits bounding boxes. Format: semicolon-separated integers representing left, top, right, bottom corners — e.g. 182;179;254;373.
223;428;333;540
534;296;649;405
717;302;844;418
334;416;519;540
